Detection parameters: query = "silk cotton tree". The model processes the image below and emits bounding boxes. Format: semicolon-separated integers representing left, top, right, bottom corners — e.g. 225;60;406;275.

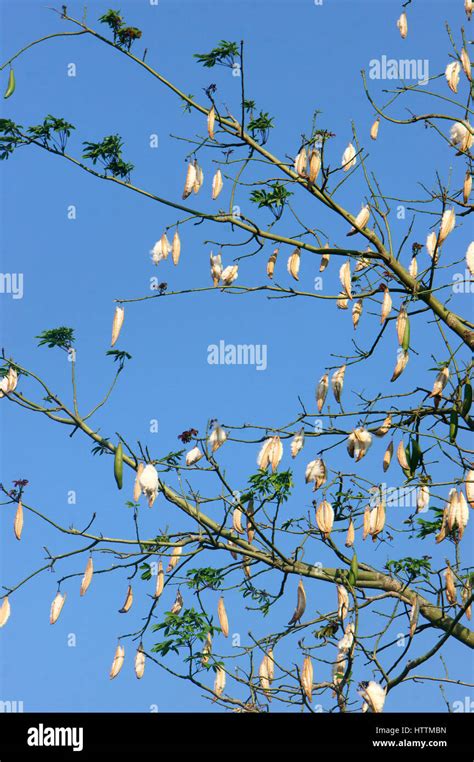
0;4;473;714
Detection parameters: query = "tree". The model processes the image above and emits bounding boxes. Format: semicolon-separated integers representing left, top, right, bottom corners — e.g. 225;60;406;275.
0;3;472;714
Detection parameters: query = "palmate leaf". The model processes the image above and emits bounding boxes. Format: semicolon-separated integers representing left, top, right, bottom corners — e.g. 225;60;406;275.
36;327;75;350
194;40;239;68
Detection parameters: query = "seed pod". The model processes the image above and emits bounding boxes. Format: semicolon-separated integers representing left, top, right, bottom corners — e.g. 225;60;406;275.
370;118;380;140
186;446;203;466
444;565;457;605
465;469;474;509
294;147;308;177
287;248;301;281
232;506;245;535
291;428;305;458
305;458;327;489
338;622;355;654
362;505;371;540
217;596;229;637
193;162;204;194
134;643;146;679
50;592;66;625
345;518;355;548
359;681;386;713
170;589;183;615
369;503;385;539
396;307;408;346
380;286;392;324
396;440;410;473
383;440;394;472
462;582;472;620
430;367;449;398
409;596;419;638
466;0;473;19
426;230;438;261
352;299;363;330
257;436;283;472
337;585;349;621
210;251;223;286
167;545;183;572
13;500;23;540
80;556;94;596
114;443;123;491
154;560;164;598
300;655;313;702
319;243;330;272
450;120;474;152
375;414;392;437
445;61;461;93
467;242;474;276
417;484;430;513
347;427;372;462
119;585;133;613
397;11;408;38
201;632;212;665
341;142;356;171
461;47;472;82
246;500;255;544
309;148;321;183
0;597;11;627
333;652;347;693
207;106;216;139
288;579;306;625
211;169;223;200
438;208;456;244
243;563;251;579
339;261;352;299
4;69;15;100
138;463;159;508
331;365;346;403
110;643;125;680
391;349;409;382
171;229;181;266
133;463;145;502
336;293;348;309
316;374;329;412
264;649;275;684
208;425;227;452
111;305;124;347
347;205;370;236
267;247;278;279
213;666;226;698
464;172;472;204
316;500;334;539
182;162;197;199
408;255;418;278
259;655;271;696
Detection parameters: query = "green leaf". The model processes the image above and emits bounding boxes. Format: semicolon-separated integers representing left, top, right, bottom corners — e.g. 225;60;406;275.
36;327;75;350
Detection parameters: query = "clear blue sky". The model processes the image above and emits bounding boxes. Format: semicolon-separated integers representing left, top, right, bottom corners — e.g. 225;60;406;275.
0;0;472;713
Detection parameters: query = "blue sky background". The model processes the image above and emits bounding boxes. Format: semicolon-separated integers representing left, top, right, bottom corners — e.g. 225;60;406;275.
0;0;472;713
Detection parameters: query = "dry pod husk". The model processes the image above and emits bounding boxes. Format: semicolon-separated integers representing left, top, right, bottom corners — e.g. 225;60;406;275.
316;499;334;539
294;147;308;177
462;582;472;620
134;643;146;679
287;248;301;281
383;440;394;472
267;247;278;279
170;589;183;615
319;243;330;272
259;655;271;696
201;632;212;665
246;502;255;544
264;649;275;683
369;503;386;540
396;307;408;346
466;242;474;277
167;544;183;572
257;436;283;472
444;565;457;605
80;556;94;596
110;643;125;680
154;560;164;598
171;229;181;266
193;162;204;194
119;585;133;613
331;365;346;403
338;622;355;654
339;261;352;299
182;162;197;199
461;47;472;81
336;293;348;309
347;427;372;462
186;446;203;466
217;596;229;637
375;414;392;437
207;106;216;139
430;367;449;398
397;11;408;38
220;264;238;285
232;506;245;534
50;592;66;625
362;505;371;540
396;440;410;471
133;463;145;502
359;681;386;713
464;172;472;204
138;463;159;508
466;0;473;21
213;666;226;698
305;458;327;490
450;120;474;152
316;374;329;412
0;597;11;628
370;119;380;140
309;148;321;183
465;468;474;509
352;299;363;330
288;579;306;625
345;518;355;548
409;255;418;278
210;251;222;286
391;349;409;382
332;652;347;694
438;208;456;244
347;205;370;236
341;142;356;171
111;305;124;347
416;484;430;513
300;655;313;702
337;585;349;621
14;500;23;540
208;425;227;452
211;169;223;200
445;61;461;93
426;230;438;261
291;428;305;458
409;596;419;638
380;286;392;324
